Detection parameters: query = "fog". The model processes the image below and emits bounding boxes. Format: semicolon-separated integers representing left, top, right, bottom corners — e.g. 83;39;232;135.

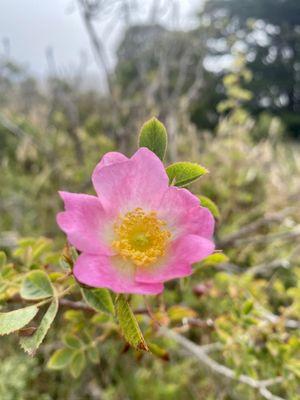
0;0;200;80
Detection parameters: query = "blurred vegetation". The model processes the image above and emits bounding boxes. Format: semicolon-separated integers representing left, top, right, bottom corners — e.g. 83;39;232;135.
0;0;300;399
202;0;300;138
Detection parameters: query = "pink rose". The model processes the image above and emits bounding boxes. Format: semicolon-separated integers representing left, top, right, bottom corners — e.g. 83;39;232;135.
57;148;215;294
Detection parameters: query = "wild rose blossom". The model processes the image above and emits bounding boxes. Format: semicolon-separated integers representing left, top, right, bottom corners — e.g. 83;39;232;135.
57;148;215;294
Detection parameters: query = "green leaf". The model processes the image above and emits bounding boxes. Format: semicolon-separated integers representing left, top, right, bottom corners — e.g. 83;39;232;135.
63;334;83;349
0;305;39;336
148;342;170;361
0;251;7;267
70;351;86;378
138;117;167;160
242;299;254;315
82;288;115;315
32;241;51;262
20;299;58;355
70;247;78;262
47;348;76;370
198;195;220;219
201;253;229;267
59;259;71;271
115;294;148;351
166;162;208;187
286;359;300;378
20;270;54;300
168;305;197;322
87;346;100;364
18;237;36;247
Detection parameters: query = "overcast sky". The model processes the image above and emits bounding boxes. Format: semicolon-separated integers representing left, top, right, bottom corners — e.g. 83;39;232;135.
0;0;200;81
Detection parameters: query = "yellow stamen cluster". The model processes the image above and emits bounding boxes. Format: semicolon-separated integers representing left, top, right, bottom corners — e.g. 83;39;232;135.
112;208;171;266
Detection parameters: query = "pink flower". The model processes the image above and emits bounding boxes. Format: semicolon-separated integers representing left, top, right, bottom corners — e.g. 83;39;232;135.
57;148;215;294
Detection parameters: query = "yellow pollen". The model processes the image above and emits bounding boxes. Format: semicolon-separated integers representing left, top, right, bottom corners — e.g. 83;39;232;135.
112;208;171;266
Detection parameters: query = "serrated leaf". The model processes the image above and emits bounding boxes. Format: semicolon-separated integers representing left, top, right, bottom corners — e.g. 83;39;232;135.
198;195;220;219
138;117;167;160
20;298;58;355
115;294;148;351
166;162;208;187
0;305;39;336
0;251;7;267
63;334;83;349
47;348;76;370
87;346;100;364
70;351;86;378
20;270;54;300
82;288;114;315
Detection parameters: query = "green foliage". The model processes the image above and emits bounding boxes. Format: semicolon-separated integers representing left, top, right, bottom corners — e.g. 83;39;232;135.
0;306;39;336
139;117;167;160
0;352;39;400
200;253;229;267
63;334;83;349
69;351;86;378
148;342;170;361
242;299;254;315
116;294;148;351
168;305;197;323
202;0;300;137
1;105;299;399
47;348;76;370
20;270;54;300
0;251;7;267
166;162;208;187
197;195;220;219
20;298;58;355
81;288;115;315
48;330;94;377
1;47;300;399
87;345;100;364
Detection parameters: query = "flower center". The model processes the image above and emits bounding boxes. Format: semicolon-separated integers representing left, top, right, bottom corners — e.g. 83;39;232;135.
112;208;171;266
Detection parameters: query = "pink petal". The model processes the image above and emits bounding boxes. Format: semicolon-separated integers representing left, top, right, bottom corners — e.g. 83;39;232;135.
129;147;169;208
136;234;215;283
73;253;164;294
92;147;169;215
93;151;129;175
157;186;215;239
56;191;112;255
194;206;215;238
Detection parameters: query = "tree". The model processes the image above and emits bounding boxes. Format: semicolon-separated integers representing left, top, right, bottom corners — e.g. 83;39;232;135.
201;0;300;137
